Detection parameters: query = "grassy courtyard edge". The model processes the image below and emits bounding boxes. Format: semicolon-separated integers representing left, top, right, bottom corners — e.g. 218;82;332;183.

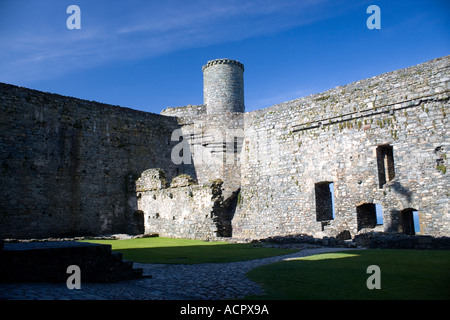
243;249;450;300
80;237;300;264
80;238;450;300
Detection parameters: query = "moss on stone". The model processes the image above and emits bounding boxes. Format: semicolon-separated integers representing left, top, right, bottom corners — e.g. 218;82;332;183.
436;164;446;175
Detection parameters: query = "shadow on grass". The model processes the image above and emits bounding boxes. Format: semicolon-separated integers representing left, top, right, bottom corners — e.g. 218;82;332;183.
108;243;300;264
245;249;450;300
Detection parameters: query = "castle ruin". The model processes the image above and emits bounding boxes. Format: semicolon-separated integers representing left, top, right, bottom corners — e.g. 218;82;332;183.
1;56;449;240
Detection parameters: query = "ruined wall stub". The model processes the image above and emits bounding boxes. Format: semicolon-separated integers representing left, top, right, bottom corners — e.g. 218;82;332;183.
136;169;230;239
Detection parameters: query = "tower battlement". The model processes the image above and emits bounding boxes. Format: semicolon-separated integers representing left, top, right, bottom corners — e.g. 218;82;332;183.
202;58;244;72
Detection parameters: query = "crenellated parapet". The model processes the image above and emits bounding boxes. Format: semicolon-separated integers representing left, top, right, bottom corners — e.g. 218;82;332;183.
202;59;244;72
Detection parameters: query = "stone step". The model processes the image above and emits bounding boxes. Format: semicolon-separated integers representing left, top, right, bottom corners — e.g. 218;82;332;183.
132;267;145;277
121;259;134;268
111;251;123;261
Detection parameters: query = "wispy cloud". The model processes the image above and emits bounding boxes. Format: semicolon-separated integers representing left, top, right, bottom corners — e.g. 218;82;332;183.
0;0;338;84
247;88;314;111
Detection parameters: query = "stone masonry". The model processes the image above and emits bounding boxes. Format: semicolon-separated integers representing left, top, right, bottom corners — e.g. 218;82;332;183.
0;56;449;240
135;169;231;239
233;56;449;239
0;84;182;238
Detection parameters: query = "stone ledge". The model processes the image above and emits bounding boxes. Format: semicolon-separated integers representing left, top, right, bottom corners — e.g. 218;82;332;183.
246;233;450;250
170;174;197;188
354;233;450;250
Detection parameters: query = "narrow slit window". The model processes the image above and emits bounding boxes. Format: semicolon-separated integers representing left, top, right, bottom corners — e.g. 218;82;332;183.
222;140;227;163
413;211;420;234
375;204;384;225
376;144;395;188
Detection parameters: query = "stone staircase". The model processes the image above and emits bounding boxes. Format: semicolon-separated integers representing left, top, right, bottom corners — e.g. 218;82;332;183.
0;241;144;283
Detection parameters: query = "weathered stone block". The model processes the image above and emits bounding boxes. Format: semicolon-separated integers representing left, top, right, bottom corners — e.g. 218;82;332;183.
170;174;196;188
136;168;169;191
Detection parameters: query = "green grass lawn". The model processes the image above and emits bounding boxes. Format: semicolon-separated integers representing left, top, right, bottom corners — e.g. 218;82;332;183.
244;249;450;300
80;238;450;300
80;237;299;264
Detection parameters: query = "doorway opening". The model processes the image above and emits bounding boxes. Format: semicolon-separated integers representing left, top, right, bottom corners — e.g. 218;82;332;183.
400;208;420;235
315;182;335;230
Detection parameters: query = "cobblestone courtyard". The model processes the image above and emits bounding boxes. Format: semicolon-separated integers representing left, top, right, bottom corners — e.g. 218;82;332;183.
0;247;355;300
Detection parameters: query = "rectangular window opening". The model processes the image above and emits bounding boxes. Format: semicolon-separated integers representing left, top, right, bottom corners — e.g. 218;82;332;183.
315;182;335;224
356;203;377;231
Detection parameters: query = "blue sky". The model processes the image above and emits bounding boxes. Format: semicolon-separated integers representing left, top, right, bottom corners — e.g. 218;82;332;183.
0;0;449;113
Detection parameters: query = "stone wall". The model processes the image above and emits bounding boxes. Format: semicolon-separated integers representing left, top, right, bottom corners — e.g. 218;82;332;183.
136;169;230;239
233;56;449;239
161;104;206;118
1;56;448;241
0;83;180;239
161;105;244;200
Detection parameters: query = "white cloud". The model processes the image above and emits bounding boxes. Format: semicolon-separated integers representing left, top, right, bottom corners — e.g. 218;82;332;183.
0;0;337;84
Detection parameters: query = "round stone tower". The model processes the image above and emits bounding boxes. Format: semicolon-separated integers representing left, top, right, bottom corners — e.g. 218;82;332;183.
202;59;245;114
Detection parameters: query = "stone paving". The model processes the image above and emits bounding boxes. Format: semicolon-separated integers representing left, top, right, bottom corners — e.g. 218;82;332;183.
0;246;359;300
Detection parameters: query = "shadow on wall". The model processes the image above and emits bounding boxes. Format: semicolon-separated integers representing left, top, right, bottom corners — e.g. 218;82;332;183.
133;169;239;239
127;125;200;236
390;181;413;203
0;82;191;239
218;188;240;237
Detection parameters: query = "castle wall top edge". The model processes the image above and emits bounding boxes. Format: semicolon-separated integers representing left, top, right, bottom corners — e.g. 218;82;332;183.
1;55;448;120
0;82;169;120
160;104;206;117
246;54;450;116
202;59;244;72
